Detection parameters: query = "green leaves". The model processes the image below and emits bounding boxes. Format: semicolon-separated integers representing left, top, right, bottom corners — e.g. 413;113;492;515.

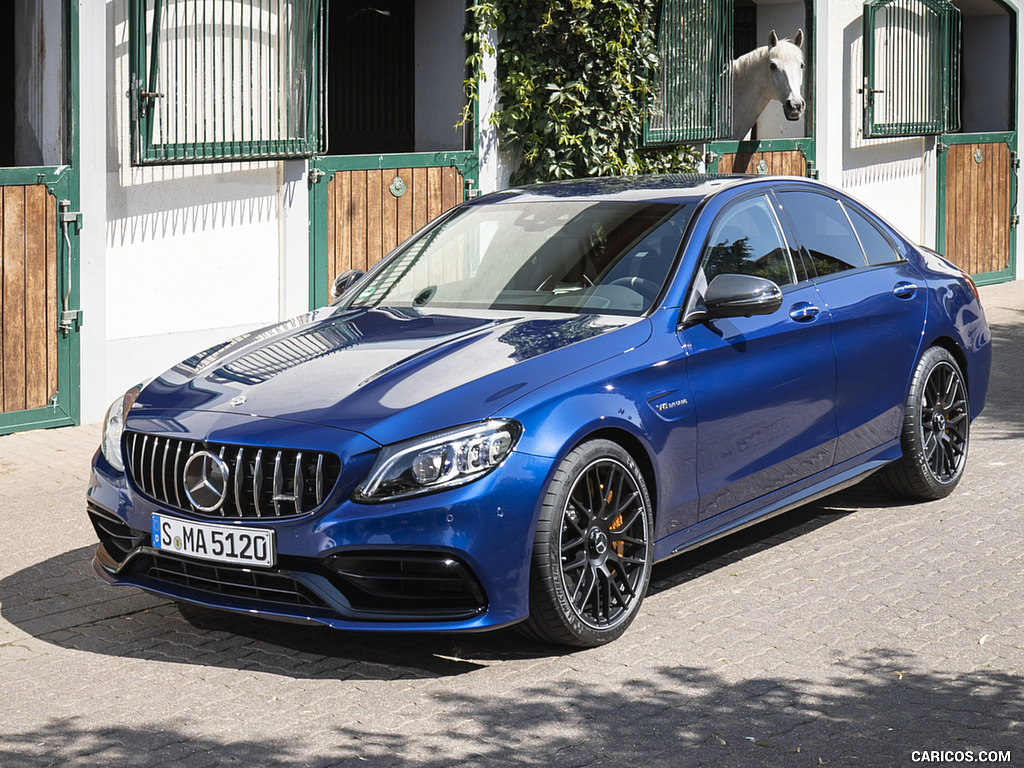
464;0;699;185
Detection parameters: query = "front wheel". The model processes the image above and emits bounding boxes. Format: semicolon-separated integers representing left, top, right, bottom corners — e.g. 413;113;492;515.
520;440;653;647
878;346;970;500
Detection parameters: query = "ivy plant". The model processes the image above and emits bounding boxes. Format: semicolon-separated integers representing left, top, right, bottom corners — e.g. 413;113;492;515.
465;0;700;186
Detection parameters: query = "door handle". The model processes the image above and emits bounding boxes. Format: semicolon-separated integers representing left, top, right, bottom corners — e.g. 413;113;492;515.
789;302;820;322
893;281;919;299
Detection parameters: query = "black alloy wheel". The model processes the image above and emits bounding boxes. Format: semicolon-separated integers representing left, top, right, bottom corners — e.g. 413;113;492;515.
521;440;653;647
879;346;970;500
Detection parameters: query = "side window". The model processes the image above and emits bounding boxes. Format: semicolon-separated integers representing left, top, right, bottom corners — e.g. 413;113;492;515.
843;203;901;266
701;195;794;287
778;191;867;276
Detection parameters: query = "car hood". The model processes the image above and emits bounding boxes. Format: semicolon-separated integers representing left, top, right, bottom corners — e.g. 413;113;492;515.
133;306;648;445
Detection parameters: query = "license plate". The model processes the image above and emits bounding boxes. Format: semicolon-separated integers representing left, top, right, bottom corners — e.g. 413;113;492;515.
152;515;275;567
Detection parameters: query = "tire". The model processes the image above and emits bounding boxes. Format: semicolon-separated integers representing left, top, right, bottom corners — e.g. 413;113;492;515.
520;440;654;647
877;346;970;500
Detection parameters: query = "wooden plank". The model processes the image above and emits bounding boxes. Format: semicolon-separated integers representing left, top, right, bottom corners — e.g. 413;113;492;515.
366;169;384;269
397;167;414;244
2;186;27;413
995;142;1011;273
427;167;444;223
441;167;461;211
25;185;48;410
350;170;368;274
381;169;399;259
46;191;57;405
412;167;428;231
336;171;352;276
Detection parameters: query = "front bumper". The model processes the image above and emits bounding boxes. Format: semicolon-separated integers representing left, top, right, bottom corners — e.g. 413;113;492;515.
87;445;551;633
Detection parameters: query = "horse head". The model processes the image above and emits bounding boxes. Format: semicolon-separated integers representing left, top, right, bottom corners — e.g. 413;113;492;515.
766;29;805;121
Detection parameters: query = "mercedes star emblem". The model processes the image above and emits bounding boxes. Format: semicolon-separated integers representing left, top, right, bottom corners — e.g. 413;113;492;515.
182;450;230;512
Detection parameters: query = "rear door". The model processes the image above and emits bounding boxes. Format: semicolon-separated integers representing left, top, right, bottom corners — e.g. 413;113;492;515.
775;189;927;464
681;193;838;521
0;164;79;436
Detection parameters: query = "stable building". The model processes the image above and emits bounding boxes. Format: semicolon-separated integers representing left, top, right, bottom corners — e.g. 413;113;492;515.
0;0;1019;435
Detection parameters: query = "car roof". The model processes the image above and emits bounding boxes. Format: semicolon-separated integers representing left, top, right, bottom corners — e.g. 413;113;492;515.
471;174;828;207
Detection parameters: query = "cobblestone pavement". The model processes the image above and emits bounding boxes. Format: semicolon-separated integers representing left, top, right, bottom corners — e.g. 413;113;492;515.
1;282;1022;768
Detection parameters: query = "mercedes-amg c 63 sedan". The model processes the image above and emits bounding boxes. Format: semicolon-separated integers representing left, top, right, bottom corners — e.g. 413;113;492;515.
87;175;991;647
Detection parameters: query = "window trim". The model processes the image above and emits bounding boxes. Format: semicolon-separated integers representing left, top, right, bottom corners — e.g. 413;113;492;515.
862;0;961;138
644;0;734;145
128;0;326;165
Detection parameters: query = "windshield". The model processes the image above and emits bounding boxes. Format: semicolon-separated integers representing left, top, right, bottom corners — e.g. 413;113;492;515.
346;200;692;316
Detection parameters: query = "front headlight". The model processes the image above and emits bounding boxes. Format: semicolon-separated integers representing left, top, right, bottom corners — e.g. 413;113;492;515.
100;382;147;473
354;420;522;503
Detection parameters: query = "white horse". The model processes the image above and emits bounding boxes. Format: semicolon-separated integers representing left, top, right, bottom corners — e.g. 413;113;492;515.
730;29;806;140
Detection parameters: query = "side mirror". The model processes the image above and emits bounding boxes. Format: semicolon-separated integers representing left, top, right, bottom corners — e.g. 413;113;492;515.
704;273;783;318
330;269;365;303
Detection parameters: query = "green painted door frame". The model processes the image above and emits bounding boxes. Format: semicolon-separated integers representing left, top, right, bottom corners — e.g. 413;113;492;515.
936;130;1018;286
308;150;479;309
0;1;81;436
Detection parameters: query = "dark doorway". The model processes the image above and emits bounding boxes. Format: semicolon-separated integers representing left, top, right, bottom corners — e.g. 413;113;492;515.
326;1;415;155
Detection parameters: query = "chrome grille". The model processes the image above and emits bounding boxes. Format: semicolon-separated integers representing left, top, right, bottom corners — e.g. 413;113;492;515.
125;431;341;520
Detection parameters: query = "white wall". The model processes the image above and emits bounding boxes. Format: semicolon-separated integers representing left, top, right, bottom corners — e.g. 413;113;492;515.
76;2;311;422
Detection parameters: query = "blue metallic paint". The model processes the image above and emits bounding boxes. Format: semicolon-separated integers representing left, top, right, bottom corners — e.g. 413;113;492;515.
87;175;991;637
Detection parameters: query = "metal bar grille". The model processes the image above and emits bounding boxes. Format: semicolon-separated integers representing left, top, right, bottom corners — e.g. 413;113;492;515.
125;432;341;519
863;0;961;138
130;0;325;164
644;0;734;145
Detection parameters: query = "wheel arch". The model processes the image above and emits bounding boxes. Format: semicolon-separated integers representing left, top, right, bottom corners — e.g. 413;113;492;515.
924;335;971;394
566;426;660;522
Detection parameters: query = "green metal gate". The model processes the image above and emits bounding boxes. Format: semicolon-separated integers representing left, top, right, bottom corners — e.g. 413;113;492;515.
0;2;80;436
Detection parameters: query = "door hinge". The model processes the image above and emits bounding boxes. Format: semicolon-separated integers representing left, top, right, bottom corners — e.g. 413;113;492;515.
308;167;325;185
936;141;949;154
465;178;481;198
60;208;83;233
1011;213;1020;229
1012;151;1020;170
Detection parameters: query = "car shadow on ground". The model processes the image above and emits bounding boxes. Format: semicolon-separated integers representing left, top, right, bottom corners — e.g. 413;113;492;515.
2;497;861;680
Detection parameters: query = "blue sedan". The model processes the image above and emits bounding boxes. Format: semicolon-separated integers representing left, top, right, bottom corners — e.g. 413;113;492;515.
87;175;991;647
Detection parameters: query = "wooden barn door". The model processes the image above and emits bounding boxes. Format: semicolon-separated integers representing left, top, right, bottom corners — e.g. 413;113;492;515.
325;165;464;280
938;133;1017;283
707;138;816;178
715;148;809;176
309;154;476;307
0;171;79;436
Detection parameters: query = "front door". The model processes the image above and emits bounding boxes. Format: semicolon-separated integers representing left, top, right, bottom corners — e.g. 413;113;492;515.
308;0;477;308
0;168;79;435
310;154;477;307
938;132;1017;284
0;0;79;436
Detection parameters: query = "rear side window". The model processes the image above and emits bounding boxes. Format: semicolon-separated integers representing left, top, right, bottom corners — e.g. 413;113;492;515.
844;203;901;265
778;191;868;276
701;195;795;287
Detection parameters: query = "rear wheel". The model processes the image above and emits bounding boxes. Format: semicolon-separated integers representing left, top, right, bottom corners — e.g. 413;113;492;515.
878;346;970;500
520;440;653;647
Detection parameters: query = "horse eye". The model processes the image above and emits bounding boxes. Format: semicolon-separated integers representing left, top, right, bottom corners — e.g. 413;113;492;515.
770;62;778;70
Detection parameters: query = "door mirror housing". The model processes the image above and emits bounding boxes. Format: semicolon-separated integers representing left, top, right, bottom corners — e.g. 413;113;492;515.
704;273;783;318
330;269;365;303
